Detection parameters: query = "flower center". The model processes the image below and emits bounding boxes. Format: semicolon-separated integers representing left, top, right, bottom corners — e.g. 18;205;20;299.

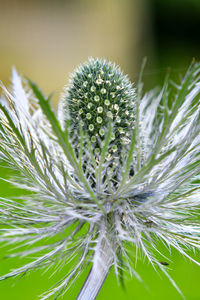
62;58;136;161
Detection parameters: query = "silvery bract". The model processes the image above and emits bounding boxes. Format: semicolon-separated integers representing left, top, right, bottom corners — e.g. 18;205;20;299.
0;58;200;300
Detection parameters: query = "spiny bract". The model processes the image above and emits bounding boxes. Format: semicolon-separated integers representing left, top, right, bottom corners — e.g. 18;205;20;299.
0;58;200;300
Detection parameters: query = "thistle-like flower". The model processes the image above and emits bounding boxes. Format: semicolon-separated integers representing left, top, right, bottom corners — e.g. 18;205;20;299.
0;58;200;300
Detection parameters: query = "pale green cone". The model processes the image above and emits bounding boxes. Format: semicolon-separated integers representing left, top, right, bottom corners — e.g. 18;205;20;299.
62;58;136;162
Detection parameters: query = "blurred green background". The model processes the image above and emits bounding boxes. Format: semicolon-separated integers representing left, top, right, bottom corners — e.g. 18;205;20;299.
0;0;200;299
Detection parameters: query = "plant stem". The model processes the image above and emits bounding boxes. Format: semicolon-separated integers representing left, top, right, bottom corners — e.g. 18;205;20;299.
77;238;113;300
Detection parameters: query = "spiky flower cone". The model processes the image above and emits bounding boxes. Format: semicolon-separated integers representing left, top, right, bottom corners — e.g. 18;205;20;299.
63;58;135;156
0;59;200;300
60;58;136;190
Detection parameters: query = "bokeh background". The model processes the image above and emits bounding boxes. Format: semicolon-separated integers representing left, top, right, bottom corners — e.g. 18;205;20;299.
0;0;200;299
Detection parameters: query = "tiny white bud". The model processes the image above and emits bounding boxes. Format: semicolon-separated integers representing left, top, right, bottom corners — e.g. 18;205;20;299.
96;116;103;124
107;111;113;119
86;113;92;120
112;145;118;152
106;80;111;86
116;116;121;123
99;128;105;136
105;99;110;106
114;104;119;111
125;110;129;116
91;86;96;92
97;106;103;114
111;133;115;140
94;95;100;102
121;137;130;144
91;135;96;143
96;78;103;85
118;127;124;134
101;88;107;94
87;102;93;109
89;124;94;131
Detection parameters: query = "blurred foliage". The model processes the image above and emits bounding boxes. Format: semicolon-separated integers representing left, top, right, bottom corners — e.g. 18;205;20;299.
149;0;200;87
0;0;145;105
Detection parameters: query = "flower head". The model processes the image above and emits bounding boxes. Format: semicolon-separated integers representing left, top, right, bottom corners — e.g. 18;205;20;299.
61;58;135;164
0;59;200;299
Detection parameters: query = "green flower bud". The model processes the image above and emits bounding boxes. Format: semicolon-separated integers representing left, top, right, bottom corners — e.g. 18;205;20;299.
62;57;135;160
